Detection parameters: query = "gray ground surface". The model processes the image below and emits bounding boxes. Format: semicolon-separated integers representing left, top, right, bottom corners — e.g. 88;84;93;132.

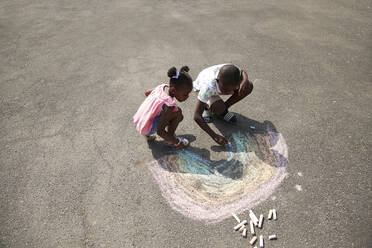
1;0;371;247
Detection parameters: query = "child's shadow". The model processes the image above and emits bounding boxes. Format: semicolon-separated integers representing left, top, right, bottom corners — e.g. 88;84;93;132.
147;134;245;179
211;113;288;168
147;114;287;179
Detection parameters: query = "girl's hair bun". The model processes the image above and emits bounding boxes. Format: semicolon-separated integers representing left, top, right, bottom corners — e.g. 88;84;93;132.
167;67;177;78
180;66;189;73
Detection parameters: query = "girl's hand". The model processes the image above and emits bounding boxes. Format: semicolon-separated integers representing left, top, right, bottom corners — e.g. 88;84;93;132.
213;134;228;146
145;89;153;96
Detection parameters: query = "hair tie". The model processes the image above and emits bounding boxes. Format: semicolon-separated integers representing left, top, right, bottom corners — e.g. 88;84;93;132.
172;72;179;79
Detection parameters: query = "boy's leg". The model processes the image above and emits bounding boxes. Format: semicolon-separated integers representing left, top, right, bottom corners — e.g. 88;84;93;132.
225;81;253;109
209;100;226;115
209;99;237;123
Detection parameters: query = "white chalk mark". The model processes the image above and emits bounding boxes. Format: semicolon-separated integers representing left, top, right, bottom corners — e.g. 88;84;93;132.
249;210;259;226
232;212;240;223
268;209;273;220
269;234;277;240
234;220;247;231
148;130;289;223
259;235;264;247
295;184;302;191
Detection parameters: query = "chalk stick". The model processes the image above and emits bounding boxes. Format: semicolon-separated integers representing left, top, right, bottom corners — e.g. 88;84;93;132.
233;220;247;231
231;212;240;223
249;210;259;226
249;220;255;235
239;225;245;233
242;228;247;238
259;235;264;247
269;234;277;240
268;209;273;220
273;209;277;220
249;236;257;245
258;214;264;229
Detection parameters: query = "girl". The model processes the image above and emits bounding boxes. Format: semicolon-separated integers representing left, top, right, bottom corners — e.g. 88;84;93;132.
133;66;193;149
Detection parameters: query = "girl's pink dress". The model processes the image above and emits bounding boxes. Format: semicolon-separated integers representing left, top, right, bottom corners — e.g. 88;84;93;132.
133;84;178;135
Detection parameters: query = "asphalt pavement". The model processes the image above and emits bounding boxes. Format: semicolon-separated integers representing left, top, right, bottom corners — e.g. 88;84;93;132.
1;0;371;247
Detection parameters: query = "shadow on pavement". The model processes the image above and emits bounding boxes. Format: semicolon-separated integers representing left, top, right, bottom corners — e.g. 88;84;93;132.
146;113;287;178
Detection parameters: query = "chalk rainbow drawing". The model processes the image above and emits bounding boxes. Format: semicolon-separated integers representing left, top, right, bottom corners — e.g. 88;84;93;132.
148;125;288;223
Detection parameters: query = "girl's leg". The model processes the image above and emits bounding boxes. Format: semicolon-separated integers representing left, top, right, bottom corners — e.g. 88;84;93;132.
166;108;183;137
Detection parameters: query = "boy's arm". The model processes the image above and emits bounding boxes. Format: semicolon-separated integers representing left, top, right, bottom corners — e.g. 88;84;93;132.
238;70;253;97
193;100;228;145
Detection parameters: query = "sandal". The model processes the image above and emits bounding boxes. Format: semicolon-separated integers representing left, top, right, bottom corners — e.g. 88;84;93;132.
219;111;237;123
164;137;189;147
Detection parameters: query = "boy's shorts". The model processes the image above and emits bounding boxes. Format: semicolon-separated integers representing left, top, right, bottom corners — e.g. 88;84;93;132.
147;115;161;136
206;95;222;108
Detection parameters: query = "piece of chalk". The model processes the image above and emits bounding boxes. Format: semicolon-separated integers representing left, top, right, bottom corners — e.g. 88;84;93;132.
269;234;277;240
232;212;240;223
249;210;259;226
233;220;247;231
268;209;273;220
273;209;277;220
258;214;264;228
249;220;255;235
259;235;264;247
242;228;247;238
249;236;257;245
239;225;245;233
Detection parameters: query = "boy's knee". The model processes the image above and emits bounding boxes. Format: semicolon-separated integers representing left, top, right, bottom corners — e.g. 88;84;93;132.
210;100;226;115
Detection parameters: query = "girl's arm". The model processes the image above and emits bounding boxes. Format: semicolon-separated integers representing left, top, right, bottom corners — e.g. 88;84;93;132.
156;105;179;145
193;100;228;145
145;88;154;97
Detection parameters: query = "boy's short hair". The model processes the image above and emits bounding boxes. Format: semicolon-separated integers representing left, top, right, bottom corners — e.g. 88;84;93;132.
219;65;241;85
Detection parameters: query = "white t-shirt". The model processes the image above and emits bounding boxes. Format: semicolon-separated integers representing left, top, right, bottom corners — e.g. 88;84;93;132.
193;64;240;103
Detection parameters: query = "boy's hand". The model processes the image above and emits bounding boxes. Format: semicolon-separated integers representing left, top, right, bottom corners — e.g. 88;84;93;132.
213;134;228;146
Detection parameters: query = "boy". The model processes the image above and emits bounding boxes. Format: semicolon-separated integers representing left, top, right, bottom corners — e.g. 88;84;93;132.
193;64;253;145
